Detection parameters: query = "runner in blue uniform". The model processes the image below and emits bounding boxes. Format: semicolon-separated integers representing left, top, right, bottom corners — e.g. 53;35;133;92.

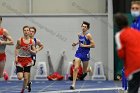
27;26;43;92
29;27;43;66
70;21;95;89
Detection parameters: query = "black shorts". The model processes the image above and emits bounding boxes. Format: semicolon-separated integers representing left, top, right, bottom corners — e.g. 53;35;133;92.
16;66;31;73
31;55;36;61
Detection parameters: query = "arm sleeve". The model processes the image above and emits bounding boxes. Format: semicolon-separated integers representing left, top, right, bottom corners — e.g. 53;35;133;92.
115;32;125;59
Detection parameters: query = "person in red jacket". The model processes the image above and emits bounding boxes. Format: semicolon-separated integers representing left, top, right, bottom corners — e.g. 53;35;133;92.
69;59;83;80
114;13;140;93
69;59;92;80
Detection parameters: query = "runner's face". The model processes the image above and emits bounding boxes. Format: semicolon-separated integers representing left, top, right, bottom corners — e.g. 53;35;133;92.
29;28;35;37
23;27;30;36
81;24;88;32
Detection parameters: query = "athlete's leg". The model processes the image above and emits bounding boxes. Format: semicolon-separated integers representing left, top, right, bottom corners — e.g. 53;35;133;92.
0;61;5;78
20;71;29;93
87;66;92;72
27;56;35;91
80;61;89;80
27;68;32;92
16;66;24;93
24;66;31;92
16;66;24;80
23;72;30;89
70;58;81;89
83;61;89;73
0;61;9;81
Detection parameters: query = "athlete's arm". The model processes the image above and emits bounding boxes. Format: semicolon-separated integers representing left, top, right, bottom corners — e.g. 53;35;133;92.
0;29;14;45
36;39;43;52
29;39;37;55
72;33;80;46
72;42;79;46
15;39;20;64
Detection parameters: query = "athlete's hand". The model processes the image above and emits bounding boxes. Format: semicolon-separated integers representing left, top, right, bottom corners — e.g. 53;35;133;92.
28;48;36;55
80;43;86;47
14;57;18;65
72;42;77;46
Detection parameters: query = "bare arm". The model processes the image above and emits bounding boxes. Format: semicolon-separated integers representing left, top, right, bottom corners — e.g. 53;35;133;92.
72;33;80;46
1;29;14;45
29;39;37;55
36;39;43;52
15;39;20;63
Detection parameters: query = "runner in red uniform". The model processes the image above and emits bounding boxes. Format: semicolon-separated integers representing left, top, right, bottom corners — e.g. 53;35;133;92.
0;17;14;80
15;26;36;93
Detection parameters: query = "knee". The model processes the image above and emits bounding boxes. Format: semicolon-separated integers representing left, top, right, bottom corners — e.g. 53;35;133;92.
24;76;28;80
18;76;23;80
24;78;28;81
73;67;78;72
17;74;23;80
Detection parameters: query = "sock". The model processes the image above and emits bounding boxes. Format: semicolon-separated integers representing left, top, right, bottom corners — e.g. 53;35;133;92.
80;73;87;80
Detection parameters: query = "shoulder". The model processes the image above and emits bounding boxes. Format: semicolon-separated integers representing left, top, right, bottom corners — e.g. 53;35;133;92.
16;38;22;44
35;38;41;44
17;37;22;41
3;29;8;34
86;33;92;38
36;38;41;43
86;33;92;36
78;32;81;37
34;38;41;43
34;38;39;41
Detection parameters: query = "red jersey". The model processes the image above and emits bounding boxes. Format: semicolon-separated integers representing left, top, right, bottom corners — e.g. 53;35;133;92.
0;28;6;61
17;37;33;67
115;27;140;77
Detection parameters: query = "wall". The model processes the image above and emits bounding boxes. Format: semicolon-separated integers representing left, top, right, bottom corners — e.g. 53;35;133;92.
32;0;106;13
0;0;106;13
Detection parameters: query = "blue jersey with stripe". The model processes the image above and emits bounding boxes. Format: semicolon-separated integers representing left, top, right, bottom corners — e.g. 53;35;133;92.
131;16;140;31
77;33;90;54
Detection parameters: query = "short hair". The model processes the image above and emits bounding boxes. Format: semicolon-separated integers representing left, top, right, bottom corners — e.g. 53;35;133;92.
0;16;2;21
114;13;128;30
82;21;90;29
29;26;36;33
131;1;140;5
23;26;29;30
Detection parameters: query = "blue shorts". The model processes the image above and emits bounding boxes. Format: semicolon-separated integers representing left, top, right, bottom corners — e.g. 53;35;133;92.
75;52;90;62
